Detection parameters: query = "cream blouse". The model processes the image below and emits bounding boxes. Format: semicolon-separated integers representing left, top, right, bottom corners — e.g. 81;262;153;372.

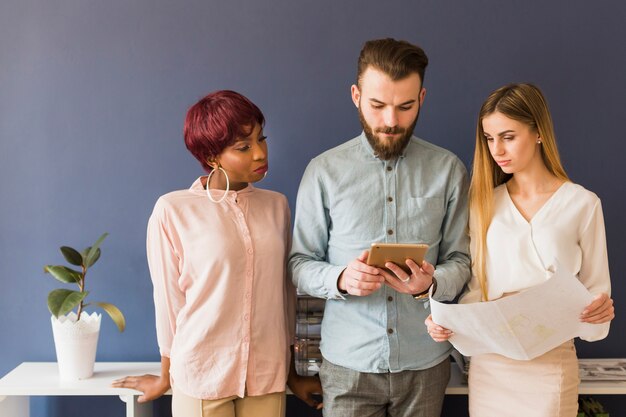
461;182;611;341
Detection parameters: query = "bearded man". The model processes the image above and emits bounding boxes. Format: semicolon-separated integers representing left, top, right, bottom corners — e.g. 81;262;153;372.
289;38;471;417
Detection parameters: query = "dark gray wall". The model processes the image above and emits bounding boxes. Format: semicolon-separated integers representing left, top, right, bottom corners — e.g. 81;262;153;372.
1;1;624;416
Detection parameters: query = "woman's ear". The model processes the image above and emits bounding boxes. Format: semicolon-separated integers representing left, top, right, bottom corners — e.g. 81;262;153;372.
207;158;219;170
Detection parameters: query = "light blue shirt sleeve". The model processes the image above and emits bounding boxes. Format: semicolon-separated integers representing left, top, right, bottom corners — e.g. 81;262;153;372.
289;160;347;300
431;158;471;301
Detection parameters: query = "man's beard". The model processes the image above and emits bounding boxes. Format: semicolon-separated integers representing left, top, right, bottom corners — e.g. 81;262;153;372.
359;107;419;160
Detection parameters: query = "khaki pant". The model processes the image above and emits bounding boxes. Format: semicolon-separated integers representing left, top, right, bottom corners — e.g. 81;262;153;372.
172;386;286;417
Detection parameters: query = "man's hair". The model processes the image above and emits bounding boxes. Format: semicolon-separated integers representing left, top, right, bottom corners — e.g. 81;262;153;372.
356;38;429;87
184;90;264;173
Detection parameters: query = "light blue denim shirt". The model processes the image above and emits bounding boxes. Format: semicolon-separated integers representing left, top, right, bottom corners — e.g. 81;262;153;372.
289;133;470;373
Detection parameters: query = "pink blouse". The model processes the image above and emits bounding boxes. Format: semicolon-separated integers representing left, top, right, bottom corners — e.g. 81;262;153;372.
147;177;295;400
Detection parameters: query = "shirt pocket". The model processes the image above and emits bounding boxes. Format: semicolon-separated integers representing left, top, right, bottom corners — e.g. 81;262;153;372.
401;196;445;244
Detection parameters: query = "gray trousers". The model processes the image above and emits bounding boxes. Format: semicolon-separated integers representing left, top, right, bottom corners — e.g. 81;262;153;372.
319;357;450;417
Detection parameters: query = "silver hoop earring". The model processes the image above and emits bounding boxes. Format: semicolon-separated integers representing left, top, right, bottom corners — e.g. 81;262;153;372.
206;166;230;203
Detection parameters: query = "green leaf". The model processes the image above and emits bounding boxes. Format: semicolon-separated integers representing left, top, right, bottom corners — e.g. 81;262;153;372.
44;265;82;284
84;248;101;268
48;289;88;317
93;302;126;332
60;246;83;266
80;246;98;264
85;233;108;268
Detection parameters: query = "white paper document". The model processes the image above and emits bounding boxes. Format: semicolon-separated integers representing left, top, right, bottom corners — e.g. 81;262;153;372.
430;264;604;360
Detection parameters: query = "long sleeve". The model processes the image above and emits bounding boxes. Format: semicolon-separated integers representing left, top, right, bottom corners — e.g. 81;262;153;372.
578;199;611;341
146;198;185;357
431;158;471;301
283;204;297;344
289;161;347;300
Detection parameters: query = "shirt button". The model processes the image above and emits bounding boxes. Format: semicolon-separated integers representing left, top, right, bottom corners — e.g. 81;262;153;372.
387;328;394;334
387;196;393;202
244;314;249;321
243;336;249;343
245;292;251;299
386;166;392;171
387;229;394;235
238;212;244;218
247;248;253;254
387;296;393;302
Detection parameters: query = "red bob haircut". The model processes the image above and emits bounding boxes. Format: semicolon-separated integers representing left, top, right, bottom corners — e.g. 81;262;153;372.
184;90;265;173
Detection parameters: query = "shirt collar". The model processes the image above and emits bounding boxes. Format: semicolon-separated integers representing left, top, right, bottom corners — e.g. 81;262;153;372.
189;176;255;201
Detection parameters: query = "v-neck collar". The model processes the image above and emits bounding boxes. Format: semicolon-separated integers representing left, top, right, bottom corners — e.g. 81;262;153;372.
503;181;569;224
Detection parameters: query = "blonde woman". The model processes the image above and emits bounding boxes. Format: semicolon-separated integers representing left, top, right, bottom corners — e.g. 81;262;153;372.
426;83;614;416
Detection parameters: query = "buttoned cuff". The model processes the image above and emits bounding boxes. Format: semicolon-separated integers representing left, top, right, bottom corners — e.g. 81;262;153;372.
431;270;449;301
324;265;348;300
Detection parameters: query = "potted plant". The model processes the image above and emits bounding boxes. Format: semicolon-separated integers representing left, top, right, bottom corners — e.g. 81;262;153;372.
44;232;125;380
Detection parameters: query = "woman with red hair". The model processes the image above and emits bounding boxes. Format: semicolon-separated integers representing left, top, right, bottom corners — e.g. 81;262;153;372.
113;90;320;416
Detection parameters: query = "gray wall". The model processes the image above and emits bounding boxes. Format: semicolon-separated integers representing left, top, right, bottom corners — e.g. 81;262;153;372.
1;1;624;416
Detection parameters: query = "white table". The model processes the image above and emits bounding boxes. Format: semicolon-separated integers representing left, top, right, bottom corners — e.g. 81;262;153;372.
2;361;626;416
0;362;164;417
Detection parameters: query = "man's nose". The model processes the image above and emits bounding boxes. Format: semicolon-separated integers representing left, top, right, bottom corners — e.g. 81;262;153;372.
383;108;399;127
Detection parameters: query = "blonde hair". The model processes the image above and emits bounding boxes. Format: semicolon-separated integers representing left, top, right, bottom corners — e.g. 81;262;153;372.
469;83;569;301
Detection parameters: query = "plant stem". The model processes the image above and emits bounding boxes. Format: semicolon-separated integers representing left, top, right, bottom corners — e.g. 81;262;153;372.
76;265;86;321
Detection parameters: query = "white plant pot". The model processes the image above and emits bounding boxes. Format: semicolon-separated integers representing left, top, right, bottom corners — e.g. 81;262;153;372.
51;311;101;381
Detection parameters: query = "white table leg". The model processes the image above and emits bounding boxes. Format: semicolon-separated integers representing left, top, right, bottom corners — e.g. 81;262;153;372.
119;395;153;417
0;395;30;417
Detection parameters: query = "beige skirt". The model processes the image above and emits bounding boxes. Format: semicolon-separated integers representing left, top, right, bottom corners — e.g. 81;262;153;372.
468;340;579;417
